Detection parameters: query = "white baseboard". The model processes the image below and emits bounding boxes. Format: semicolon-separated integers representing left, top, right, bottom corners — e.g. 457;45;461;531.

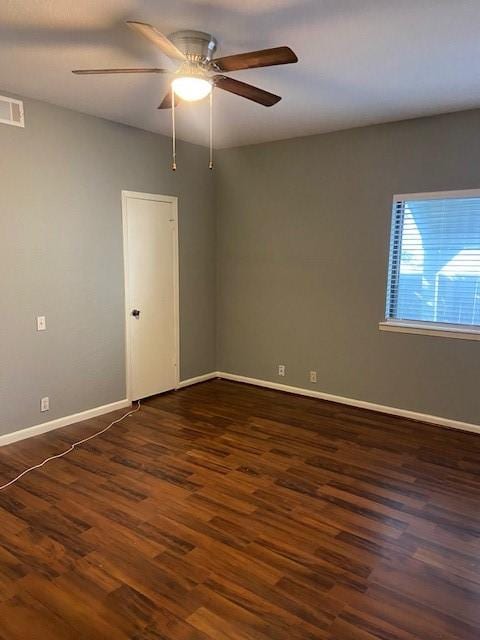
176;372;218;389
0;399;131;447
216;371;480;436
3;371;478;448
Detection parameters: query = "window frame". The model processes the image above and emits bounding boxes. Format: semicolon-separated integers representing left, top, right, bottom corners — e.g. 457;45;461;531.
380;188;480;341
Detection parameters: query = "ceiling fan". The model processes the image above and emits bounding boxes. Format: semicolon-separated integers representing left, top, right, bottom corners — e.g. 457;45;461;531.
73;21;297;106
73;21;298;167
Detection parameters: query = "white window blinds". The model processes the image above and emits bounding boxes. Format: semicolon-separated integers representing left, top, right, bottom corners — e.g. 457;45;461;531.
386;191;480;327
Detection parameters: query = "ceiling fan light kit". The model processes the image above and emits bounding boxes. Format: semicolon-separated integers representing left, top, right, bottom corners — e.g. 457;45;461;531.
171;76;212;102
73;21;297;170
169;31;216;102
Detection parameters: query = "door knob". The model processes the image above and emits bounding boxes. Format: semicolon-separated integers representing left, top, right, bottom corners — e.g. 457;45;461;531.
132;309;141;318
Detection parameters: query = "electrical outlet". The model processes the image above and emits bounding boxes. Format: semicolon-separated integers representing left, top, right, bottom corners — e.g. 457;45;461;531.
40;397;49;412
37;316;46;331
278;364;286;377
309;370;317;383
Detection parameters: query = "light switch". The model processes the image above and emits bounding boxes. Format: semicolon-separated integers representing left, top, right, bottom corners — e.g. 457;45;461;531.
37;316;46;331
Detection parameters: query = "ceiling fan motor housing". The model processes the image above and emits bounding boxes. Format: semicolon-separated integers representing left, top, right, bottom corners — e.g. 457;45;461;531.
168;30;217;64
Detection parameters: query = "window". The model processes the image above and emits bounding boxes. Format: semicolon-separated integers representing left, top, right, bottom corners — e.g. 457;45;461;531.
381;190;480;339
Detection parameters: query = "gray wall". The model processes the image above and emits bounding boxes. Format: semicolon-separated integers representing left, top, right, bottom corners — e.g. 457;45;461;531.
2;95;479;437
0;95;216;436
216;110;480;425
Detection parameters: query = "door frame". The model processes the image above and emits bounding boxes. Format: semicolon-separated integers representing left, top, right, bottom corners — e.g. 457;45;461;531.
121;190;180;401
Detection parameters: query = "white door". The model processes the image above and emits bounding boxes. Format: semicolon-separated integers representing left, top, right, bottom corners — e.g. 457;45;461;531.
123;191;179;400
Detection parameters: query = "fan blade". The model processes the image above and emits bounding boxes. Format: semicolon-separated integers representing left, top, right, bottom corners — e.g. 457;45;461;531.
211;46;297;72
214;76;281;106
72;68;170;74
158;91;181;109
126;21;186;61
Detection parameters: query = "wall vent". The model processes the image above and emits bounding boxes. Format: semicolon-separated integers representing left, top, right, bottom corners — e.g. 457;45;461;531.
0;95;24;128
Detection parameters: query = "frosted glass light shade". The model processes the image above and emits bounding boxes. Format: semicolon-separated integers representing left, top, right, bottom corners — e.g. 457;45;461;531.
172;76;212;101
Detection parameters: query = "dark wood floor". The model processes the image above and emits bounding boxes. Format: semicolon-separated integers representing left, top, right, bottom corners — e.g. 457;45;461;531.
0;379;480;639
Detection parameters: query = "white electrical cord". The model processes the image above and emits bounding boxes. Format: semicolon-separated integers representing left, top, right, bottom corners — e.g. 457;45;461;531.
0;400;141;491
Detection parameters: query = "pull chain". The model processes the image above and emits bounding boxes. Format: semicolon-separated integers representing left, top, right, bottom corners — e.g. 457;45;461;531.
209;87;214;170
171;84;214;171
171;86;177;171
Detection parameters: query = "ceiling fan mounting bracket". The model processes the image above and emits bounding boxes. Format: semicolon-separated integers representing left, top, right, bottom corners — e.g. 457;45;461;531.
168;30;217;64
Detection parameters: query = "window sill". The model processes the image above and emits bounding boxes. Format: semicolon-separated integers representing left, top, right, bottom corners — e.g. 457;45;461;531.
378;320;480;341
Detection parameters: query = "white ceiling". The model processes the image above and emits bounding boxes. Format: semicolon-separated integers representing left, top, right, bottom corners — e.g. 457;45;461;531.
2;0;480;148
